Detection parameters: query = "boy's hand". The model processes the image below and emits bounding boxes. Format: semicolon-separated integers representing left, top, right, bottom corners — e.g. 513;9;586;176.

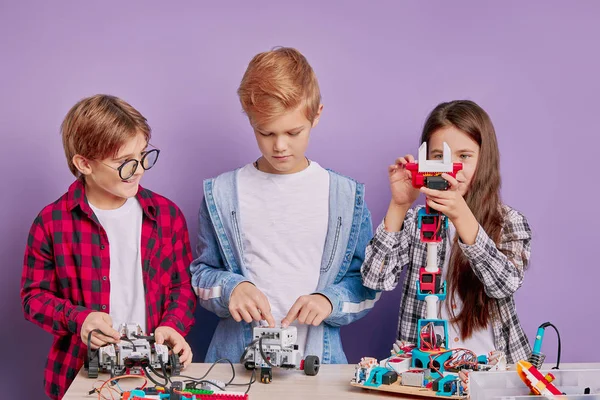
229;282;276;327
281;294;333;328
154;326;193;368
80;312;121;349
389;155;420;207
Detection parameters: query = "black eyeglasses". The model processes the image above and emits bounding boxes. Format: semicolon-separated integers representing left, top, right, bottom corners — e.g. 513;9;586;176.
99;147;160;180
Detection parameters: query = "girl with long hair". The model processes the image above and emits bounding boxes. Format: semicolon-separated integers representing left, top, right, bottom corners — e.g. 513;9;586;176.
361;100;532;368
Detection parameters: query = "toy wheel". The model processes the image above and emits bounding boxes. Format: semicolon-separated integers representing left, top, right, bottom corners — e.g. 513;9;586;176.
170;353;181;376
244;361;255;370
260;367;272;384
87;357;99;379
304;355;320;376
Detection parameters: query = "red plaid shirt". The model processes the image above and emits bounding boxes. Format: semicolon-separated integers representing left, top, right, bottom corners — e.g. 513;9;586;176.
20;180;196;399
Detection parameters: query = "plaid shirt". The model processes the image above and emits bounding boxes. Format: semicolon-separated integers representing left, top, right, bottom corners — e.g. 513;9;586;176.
20;180;196;399
361;204;532;363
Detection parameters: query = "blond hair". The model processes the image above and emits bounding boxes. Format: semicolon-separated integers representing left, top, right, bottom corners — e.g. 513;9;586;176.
237;47;321;126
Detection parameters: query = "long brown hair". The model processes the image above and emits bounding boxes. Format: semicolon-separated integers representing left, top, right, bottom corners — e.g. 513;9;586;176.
420;100;503;339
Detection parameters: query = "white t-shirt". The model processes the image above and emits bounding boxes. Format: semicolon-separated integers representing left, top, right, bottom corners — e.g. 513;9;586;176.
237;161;330;352
439;223;495;356
90;197;147;334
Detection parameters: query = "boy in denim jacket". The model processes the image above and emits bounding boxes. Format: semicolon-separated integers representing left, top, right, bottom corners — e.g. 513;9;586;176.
191;48;379;364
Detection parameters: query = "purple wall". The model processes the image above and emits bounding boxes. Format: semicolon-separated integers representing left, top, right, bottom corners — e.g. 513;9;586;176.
1;1;598;397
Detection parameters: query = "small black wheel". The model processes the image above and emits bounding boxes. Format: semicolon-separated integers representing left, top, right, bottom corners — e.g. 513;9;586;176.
260;367;272;384
87;357;99;379
170;353;181;376
244;361;255;370
304;355;320;376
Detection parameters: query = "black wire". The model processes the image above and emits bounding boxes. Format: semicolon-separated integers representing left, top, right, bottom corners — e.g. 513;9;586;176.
258;335;274;367
141;355;175;387
228;367;257;394
239;339;260;364
143;365;169;386
159;356;172;384
540;322;561;369
178;358;236;386
87;330;95;363
185;379;227;391
87;329;105;363
133;334;155;342
244;369;256;394
177;357;256;394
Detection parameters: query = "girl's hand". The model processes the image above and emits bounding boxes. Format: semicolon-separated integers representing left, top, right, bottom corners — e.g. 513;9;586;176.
420;173;470;221
420;173;479;244
459;369;470;388
388;155;420;207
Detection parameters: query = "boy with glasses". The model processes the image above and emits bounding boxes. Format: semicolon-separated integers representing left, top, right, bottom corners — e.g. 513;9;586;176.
20;94;196;399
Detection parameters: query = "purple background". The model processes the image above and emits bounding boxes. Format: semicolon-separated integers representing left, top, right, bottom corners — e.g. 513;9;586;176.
1;1;598;397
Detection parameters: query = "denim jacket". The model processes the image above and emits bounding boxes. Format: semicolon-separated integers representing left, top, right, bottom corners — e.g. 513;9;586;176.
190;167;380;363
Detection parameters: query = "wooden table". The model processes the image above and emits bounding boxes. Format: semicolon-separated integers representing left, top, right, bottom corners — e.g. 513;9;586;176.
64;363;600;399
66;363;404;399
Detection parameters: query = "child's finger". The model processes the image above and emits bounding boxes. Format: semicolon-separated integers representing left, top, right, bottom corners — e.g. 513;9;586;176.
93;330;119;344
282;300;303;328
179;345;192;366
248;307;262;322
455;170;467;183
178;351;190;365
261;309;276;328
297;305;311;324
427;198;446;213
238;308;253;324
459;369;469;384
311;313;326;327
154;330;164;345
394;157;407;166
488;350;502;363
441;173;459;189
172;340;183;356
230;309;242;323
256;297;275;327
395;154;414;166
304;309;319;326
420;186;451;199
99;315;121;340
89;336;106;349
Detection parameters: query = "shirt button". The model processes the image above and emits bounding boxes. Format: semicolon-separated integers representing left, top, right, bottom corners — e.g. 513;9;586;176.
102;276;107;281
101;244;106;250
454;337;459;342
101;305;107;310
